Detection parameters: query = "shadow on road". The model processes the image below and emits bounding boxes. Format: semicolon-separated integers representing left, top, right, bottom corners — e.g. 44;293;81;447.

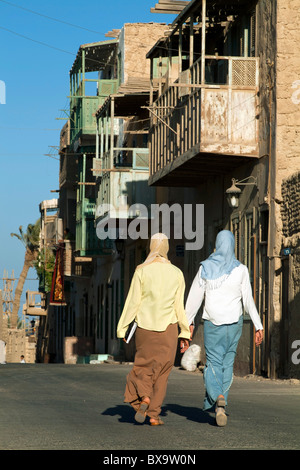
164;404;216;425
102;404;139;424
102;403;215;426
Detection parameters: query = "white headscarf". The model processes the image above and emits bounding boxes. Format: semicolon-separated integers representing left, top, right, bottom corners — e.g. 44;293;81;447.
137;233;170;269
200;230;240;289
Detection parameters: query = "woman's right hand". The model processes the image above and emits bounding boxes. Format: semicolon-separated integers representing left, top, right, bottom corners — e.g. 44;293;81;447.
180;339;190;353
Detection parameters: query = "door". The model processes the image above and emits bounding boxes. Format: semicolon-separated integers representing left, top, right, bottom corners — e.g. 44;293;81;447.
281;256;291;377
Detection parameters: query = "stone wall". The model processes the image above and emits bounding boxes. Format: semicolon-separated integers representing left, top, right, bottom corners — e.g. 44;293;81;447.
5;329;36;363
261;0;300;376
281;171;300;378
281;172;300;238
276;0;300;200
121;23;167;83
275;0;300;248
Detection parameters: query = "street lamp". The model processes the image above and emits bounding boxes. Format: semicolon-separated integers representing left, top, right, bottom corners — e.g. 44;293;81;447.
226;176;257;208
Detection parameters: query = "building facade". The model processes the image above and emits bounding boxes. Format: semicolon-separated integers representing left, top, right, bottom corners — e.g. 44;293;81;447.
146;0;300;379
35;1;300;378
42;22;168;363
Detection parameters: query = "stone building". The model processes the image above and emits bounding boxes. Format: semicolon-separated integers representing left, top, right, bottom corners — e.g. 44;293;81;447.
146;0;300;379
45;22;168;363
34;2;300;378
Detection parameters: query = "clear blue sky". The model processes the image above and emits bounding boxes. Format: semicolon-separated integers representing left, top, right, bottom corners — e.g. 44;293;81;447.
0;0;175;314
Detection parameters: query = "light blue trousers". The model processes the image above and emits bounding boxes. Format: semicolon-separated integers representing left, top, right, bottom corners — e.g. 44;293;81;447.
203;315;243;411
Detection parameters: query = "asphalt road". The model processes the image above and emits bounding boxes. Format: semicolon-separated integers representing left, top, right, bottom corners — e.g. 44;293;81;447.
0;362;299;454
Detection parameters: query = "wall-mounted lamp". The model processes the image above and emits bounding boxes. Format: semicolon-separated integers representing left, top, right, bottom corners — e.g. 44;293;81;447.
226;176;257;208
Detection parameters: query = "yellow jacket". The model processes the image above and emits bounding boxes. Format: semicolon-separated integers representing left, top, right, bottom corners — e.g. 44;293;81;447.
117;262;191;340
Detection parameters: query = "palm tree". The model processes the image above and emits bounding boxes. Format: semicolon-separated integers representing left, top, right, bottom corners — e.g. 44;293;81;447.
10;220;40;329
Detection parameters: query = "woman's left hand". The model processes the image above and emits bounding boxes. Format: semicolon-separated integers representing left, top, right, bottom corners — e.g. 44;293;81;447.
180;339;190;353
255;330;264;346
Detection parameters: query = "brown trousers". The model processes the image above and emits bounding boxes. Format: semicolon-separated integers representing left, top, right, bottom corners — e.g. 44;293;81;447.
124;323;178;419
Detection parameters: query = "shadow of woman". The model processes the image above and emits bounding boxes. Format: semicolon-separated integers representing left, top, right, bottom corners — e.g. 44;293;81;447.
102;403;215;426
163;404;215;426
102;404;135;423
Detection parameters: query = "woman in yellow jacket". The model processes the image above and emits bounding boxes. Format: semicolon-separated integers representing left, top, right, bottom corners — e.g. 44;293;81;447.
117;233;190;426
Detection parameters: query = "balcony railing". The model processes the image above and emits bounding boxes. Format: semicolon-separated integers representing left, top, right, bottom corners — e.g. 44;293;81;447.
70;79;118;144
25;292;47;316
95;148;155;224
75;198;114;256
149;55;259;183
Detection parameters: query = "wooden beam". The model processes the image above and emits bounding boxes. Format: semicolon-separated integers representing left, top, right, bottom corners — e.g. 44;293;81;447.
153;4;185;10
91;168;131;173
151;9;185;14
155;0;189;5
150;1;188;14
143;106;178;135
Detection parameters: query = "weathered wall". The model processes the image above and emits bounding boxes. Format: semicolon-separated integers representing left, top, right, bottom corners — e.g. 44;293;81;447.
281;172;300;238
272;0;300;376
281;171;300;378
121;23;167;84
254;0;300;377
281;172;300;376
276;0;300;198
5;329;36;363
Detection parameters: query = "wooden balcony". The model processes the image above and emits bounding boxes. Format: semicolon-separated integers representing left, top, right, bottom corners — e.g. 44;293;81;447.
70;79;118;146
75;198;114;257
93;91;156;231
95;148;155;227
149;55;259;186
25;292;47;316
69;39;119;147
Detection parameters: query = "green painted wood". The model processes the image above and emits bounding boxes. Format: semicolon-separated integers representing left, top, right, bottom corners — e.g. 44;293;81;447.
70;79;118;144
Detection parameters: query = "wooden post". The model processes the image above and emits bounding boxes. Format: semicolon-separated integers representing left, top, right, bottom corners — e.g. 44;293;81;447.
96;117;99;160
179;25;182;75
190;14;194;68
105;108;109;156
159;49;163;96
150;57;153;107
81;49;85;96
110;97;115;169
0;290;3;342
82;154;86;252
100;117;104;161
201;0;206;84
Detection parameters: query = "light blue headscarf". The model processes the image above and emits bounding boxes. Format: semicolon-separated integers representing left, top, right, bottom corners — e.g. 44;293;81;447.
200;230;240;286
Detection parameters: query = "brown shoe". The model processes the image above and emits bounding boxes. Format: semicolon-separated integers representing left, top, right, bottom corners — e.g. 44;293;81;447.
150;417;164;426
134;401;149;423
215;395;227;426
215;406;227;426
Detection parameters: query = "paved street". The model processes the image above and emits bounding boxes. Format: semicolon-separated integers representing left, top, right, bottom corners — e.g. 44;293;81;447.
0;362;299;453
